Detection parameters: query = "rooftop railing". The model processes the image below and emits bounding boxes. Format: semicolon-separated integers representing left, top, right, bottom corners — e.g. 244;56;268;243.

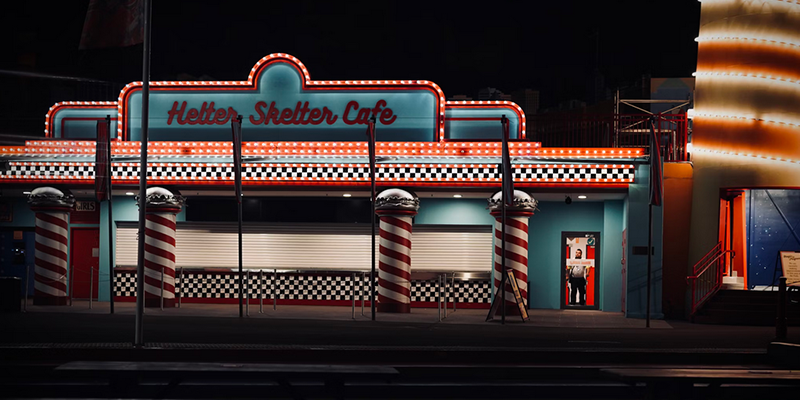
527;112;689;161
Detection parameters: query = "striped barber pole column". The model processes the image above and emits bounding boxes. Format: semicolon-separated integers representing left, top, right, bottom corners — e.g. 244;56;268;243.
376;212;417;313
491;212;533;315
33;210;71;305
144;212;178;308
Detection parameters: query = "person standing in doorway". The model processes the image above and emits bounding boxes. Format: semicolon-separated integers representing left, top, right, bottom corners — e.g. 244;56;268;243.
568;249;587;305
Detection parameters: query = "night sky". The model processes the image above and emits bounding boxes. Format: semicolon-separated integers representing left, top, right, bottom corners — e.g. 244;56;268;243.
2;0;700;109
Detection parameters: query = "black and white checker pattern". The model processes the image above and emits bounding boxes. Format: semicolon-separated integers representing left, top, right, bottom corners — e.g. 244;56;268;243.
410;280;491;303
114;271;491;304
516;166;633;181
1;164;94;179
2;162;634;183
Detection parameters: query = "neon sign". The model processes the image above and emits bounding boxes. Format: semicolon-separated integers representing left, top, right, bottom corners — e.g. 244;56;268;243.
44;54;527;142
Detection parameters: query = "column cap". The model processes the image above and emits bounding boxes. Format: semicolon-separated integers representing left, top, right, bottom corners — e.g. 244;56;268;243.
136;187;185;212
376;188;419;213
488;190;538;213
27;186;75;211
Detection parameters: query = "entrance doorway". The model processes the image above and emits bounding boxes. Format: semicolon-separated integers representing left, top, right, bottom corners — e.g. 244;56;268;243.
70;228;100;300
562;232;600;310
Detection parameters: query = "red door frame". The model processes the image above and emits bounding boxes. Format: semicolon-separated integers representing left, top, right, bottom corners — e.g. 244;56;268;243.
561;231;601;310
69;227;100;300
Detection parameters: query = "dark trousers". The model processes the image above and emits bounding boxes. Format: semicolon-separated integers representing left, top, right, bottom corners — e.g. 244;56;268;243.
569;277;586;305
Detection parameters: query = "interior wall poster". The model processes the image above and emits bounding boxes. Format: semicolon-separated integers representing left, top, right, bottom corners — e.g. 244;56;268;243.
562;232;600;310
780;251;800;287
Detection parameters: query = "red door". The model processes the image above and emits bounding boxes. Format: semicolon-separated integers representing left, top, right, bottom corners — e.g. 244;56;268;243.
563;232;600;310
70;228;100;300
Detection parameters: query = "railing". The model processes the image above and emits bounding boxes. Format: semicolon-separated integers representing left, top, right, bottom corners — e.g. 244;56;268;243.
527;113;689;161
687;242;733;316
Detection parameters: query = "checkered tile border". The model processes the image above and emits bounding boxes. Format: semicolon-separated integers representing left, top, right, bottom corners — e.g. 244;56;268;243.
2;163;634;183
114;271;490;303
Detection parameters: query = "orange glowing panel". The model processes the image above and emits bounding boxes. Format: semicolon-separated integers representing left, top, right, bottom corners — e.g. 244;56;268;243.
5;141;644;161
694;0;800;165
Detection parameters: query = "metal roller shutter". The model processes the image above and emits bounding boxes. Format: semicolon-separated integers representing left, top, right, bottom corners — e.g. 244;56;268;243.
116;222;492;272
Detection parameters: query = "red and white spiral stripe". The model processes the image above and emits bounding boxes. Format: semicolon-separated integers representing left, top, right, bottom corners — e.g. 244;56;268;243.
493;216;530;313
34;211;70;305
378;215;414;313
143;212;177;307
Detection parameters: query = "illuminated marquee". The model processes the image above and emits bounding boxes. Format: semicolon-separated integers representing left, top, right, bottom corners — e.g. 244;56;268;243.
44;54;526;143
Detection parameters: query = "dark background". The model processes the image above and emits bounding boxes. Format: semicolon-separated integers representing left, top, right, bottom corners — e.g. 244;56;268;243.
0;1;700;137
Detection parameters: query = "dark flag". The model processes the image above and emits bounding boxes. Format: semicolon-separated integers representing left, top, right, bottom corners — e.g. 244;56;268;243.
649;117;663;206
95;117;112;202
231;116;243;203
501;115;514;206
80;0;145;50
366;117;376;166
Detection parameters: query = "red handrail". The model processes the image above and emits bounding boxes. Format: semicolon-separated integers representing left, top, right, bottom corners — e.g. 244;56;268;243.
691;242;722;276
687;242;734;316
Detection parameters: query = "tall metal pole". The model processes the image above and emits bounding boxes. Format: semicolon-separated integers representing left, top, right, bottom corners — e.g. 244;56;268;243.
501;167;507;325
134;0;152;347
370;116;377;321
729;196;735;275
106;115;115;314
646;203;652;328
238;166;243;318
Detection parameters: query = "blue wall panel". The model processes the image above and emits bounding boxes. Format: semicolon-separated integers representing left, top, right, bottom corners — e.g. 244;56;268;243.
625;164;663;319
414;198;495;226
602;201;624;312
527;201;605;310
746;189;800;288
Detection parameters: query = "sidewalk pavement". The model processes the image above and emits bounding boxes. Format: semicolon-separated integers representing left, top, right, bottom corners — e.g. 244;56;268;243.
18;301;673;329
4;301;798;352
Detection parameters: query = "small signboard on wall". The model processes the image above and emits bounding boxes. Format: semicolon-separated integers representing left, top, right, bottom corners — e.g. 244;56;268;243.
780;251;800;287
76;201;97;212
72;201;100;224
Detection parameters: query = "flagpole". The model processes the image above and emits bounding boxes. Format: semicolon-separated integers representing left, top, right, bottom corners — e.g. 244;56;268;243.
234;115;243;318
500;115;509;325
646;115;659;329
106;115;114;315
134;0;152;347
646;202;652;328
501;166;507;326
369;115;377;321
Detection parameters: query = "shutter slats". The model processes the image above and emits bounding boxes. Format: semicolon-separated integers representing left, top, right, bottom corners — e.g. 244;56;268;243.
116;222;491;272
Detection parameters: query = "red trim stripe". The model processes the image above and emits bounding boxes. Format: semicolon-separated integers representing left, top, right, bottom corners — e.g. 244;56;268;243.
34;274;67;292
380;246;411;265
146;214;176;230
379;279;411;298
381;216;413;232
35;241;68;261
37;213;69;230
144;243;176;262
378;294;404;304
496;217;529;233
378;261;411;281
35;258;67;274
380;229;412;249
494;230;529;250
145;228;176;247
494;247;528;266
144;275;175;293
35;226;68;246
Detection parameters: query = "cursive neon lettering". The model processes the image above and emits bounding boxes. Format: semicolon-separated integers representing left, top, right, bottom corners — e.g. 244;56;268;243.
342;101;359;125
167;101;186;125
